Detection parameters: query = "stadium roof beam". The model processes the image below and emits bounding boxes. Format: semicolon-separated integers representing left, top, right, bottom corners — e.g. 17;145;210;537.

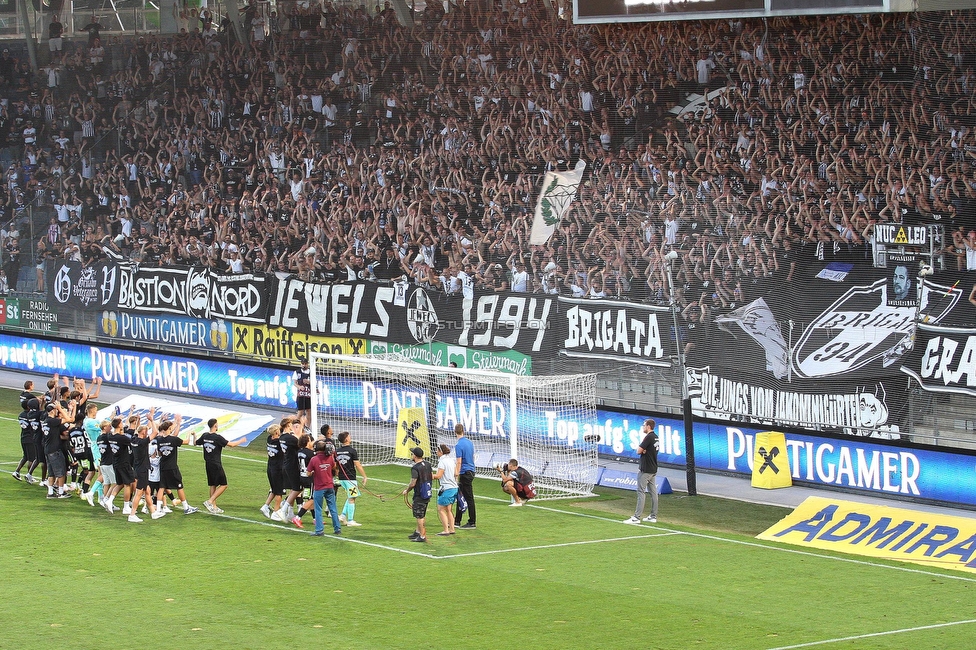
16;0;38;74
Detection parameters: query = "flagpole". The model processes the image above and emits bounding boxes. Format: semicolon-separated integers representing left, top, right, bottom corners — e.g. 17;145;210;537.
664;250;697;496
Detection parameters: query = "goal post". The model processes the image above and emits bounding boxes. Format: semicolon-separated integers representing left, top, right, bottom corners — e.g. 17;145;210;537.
310;353;599;500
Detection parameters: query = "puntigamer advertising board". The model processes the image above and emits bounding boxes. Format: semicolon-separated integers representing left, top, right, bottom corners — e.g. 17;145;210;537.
3;333;975;508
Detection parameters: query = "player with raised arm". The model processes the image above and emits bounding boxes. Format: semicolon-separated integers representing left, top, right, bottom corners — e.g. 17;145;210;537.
195;417;247;514
260;423;284;519
155;415;199;515
291;433;316;528
272;417;303;522
131;408;163;520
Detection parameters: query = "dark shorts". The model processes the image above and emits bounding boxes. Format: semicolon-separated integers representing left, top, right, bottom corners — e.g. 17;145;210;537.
114;462;135;486
149;480;161;494
134;466;150;490
296;396;311;411
20;438;36;462
161;468;184;490
72;451;96;473
205;463;227;487
34;439;45;463
267;466;284;496
412;497;430;520
283;465;302;492
301;478;313;501
47;451;67;478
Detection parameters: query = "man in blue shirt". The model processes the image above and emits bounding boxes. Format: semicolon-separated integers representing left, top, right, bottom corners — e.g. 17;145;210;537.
453;424;476;529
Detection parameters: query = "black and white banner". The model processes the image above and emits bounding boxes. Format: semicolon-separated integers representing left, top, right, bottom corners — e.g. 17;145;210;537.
558;296;674;365
48;260;128;311
900;273;973;395
120;267;269;324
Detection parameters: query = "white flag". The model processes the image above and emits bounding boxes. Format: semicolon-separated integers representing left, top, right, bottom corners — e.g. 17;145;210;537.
714;298;789;379
529;160;586;245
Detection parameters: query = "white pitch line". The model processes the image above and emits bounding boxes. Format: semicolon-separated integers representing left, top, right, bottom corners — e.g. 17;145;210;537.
434;532;682;560
766;618;976;650
213;512;438;558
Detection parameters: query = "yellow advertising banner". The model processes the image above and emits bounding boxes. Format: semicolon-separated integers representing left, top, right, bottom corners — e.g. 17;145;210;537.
395;407;432;461
751;431;792;489
231;322;365;364
758;496;976;574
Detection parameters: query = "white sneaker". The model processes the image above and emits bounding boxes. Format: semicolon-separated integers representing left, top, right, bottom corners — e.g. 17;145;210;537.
24;475;35;485
346;520;362;527
141;506;149;515
162;506;173;514
127;514;143;523
624;516;641;524
83;492;95;507
270;509;285;522
203;501;217;514
151;510;165;520
643;516;657;523
509;501;523;507
184;506;199;515
339;513;347;524
122;504;132;515
213;506;224;514
260;504;272;519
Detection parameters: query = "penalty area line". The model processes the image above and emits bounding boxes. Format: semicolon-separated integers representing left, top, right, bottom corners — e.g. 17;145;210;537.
434;532;682;560
765;618;976;650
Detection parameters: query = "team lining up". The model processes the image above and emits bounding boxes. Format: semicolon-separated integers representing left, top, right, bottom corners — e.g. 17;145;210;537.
10;375;533;536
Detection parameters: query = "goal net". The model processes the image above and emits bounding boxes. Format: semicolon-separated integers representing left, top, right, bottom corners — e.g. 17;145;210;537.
310;353;599;500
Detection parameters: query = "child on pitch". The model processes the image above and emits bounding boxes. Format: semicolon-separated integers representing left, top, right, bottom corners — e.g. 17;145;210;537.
291;433;316;528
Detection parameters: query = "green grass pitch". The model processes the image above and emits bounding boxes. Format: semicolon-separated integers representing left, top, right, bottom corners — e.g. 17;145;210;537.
1;388;974;649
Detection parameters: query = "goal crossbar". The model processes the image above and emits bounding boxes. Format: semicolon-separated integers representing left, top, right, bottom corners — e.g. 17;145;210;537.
310;353;599;500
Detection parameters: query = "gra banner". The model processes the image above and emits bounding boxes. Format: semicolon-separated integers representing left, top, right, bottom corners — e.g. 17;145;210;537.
48;260;128;311
900;272;976;396
758;497;976;574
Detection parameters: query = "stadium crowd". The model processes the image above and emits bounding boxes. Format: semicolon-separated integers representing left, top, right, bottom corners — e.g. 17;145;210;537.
0;3;975;318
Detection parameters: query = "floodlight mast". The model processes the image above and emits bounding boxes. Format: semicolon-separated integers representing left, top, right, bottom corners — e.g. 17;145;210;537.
664;250;697;496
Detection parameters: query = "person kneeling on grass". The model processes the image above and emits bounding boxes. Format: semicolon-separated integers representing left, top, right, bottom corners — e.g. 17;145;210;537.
497;459;536;506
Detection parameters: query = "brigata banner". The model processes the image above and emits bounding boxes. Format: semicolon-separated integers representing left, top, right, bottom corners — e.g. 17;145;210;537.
558;296;673;366
758;497;976;574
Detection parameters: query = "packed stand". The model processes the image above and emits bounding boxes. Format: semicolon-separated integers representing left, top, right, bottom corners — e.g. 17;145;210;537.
0;4;974;323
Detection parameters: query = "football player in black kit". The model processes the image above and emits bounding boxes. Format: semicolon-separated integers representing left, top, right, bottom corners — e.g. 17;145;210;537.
195;417;247;515
260;423;284;518
155;415;199;515
12;395;37;482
